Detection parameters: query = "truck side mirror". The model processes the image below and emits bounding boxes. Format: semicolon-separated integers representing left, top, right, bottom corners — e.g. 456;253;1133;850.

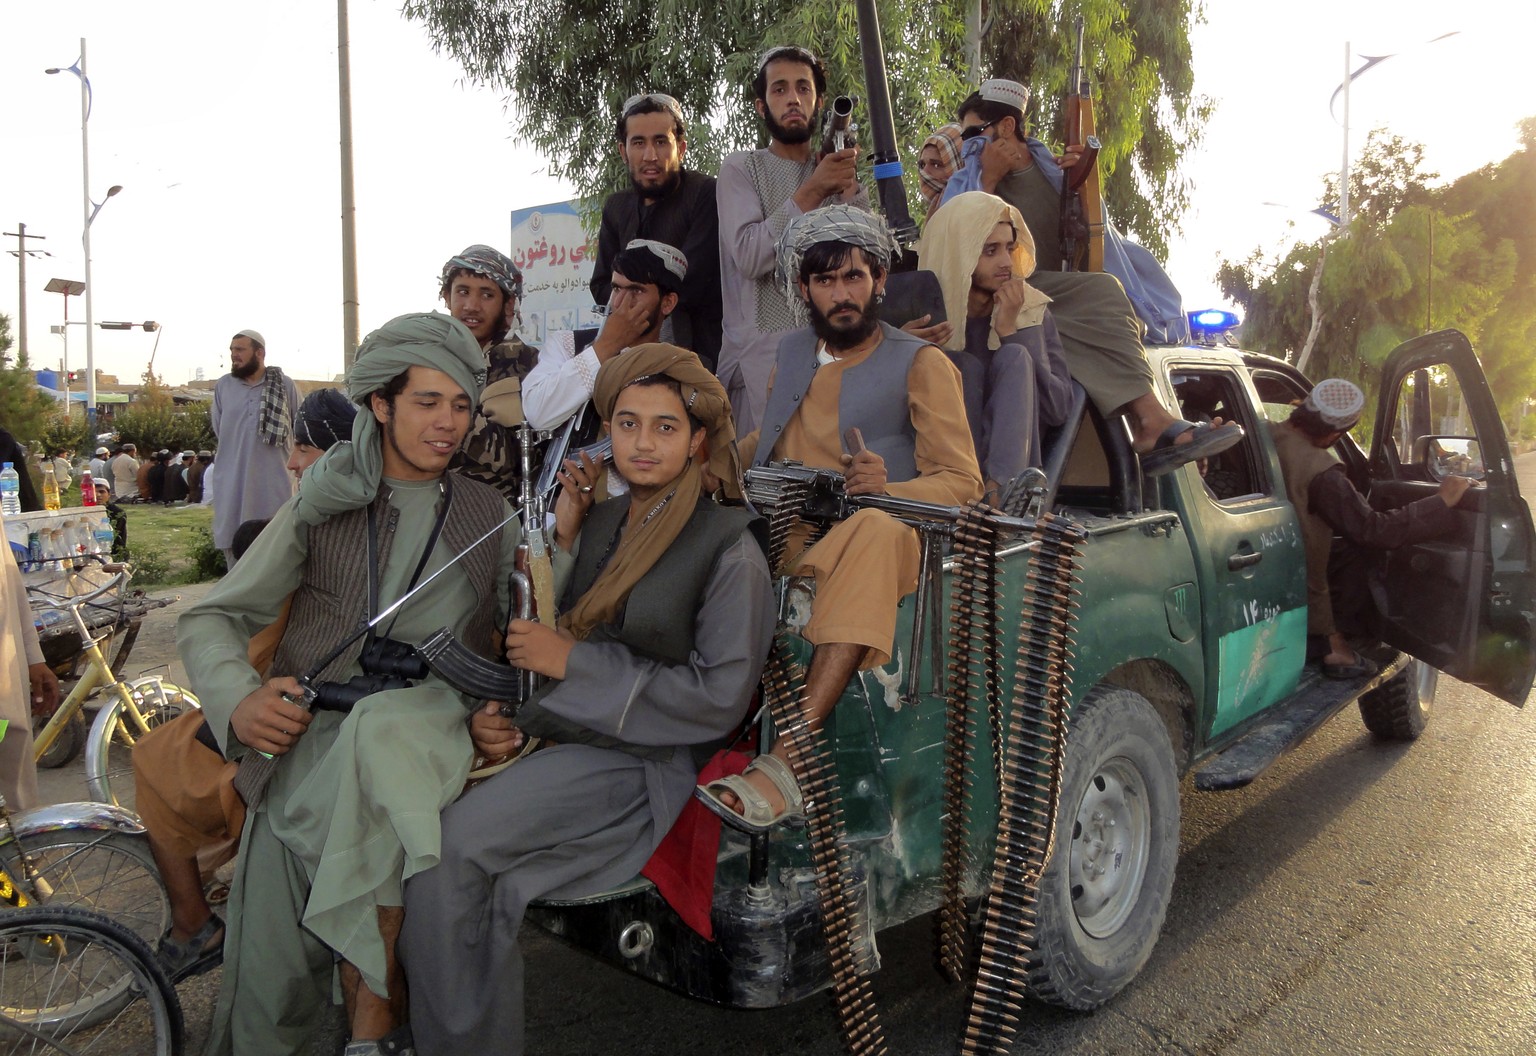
1412;435;1483;481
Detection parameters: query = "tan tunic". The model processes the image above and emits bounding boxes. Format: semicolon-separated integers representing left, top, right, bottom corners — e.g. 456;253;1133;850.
742;342;981;666
0;509;42;810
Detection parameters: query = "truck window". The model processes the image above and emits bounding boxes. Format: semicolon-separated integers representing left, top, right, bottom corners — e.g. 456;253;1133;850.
1170;368;1272;504
1387;366;1476;477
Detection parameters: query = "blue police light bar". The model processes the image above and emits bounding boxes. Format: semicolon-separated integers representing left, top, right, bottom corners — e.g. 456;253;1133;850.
1188;309;1240;335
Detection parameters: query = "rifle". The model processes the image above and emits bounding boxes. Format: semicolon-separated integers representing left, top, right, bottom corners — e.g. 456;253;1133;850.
1058;15;1104;272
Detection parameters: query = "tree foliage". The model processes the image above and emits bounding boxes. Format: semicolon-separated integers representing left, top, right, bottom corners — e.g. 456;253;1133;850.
401;0;1208;256
111;402;214;455
1220;123;1536;429
0;312;58;447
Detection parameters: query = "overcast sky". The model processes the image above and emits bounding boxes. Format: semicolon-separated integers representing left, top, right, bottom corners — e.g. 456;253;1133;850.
1;0;1532;390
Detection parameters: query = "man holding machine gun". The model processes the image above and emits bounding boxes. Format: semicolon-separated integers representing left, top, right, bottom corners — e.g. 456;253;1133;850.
179;313;526;1056
399;344;774;1055
697;206;982;830
717;44;871;434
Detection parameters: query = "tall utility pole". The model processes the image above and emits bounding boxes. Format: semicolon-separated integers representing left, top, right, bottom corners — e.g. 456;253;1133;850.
3;224;48;361
1339;41;1351;229
338;0;360;371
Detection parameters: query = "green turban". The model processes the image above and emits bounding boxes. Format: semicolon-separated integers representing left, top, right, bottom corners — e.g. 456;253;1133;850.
295;312;486;525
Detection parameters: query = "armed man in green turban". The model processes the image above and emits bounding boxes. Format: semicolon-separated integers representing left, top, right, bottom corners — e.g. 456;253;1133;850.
179;312;556;1056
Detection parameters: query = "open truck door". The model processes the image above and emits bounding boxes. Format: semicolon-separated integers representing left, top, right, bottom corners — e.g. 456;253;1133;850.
1365;329;1536;705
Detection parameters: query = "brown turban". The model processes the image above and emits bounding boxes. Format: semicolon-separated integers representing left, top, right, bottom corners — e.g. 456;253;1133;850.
563;343;742;641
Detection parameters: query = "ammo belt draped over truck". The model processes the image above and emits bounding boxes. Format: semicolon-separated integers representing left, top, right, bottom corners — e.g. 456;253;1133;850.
745;464;1083;1056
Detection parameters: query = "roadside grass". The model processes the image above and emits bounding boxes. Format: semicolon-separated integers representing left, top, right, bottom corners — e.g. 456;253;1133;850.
119;503;225;585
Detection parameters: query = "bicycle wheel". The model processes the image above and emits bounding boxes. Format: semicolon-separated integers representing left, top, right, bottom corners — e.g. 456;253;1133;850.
84;679;201;812
0;831;170;949
32;711;86;771
0;905;182;1054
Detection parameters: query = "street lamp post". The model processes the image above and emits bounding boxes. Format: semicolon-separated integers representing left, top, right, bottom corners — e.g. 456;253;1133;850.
47;39;106;428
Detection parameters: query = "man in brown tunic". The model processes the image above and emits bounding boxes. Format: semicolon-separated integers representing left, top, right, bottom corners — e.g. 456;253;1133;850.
1271;378;1474;678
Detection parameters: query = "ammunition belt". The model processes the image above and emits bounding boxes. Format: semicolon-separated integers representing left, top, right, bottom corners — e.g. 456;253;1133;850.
754;472;886;1055
959;512;1084;1055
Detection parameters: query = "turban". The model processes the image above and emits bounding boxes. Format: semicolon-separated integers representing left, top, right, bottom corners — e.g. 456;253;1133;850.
775;204;900;307
294;388;358;451
918;124;965;212
440;244;523;302
564;343;741;641
1304;378;1365;428
296;312;485;525
917;190;1049;352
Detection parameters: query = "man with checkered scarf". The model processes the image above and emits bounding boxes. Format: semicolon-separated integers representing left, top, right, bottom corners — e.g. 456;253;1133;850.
439;244;541;506
211;328;302;566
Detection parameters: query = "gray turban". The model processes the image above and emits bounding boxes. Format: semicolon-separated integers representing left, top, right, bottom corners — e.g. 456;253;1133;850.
440;244;523;302
775;205;901;306
296;312;484;525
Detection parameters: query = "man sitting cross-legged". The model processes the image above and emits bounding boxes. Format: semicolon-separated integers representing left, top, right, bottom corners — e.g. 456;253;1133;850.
399;345;775;1056
697;205;983;829
179;313;524;1056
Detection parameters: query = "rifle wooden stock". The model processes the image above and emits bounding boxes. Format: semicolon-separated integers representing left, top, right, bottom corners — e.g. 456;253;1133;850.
1060;17;1106;273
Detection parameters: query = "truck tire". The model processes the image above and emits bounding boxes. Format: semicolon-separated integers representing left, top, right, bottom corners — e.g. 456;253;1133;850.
1025;686;1180;1010
1357;659;1436;741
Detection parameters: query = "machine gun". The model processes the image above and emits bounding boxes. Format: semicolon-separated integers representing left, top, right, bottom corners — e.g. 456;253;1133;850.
1058;15;1104;272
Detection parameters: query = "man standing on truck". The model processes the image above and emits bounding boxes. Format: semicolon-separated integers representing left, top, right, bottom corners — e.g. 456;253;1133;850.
590;94;722;369
697;206;982;830
717;44;868;434
1271;377;1475;678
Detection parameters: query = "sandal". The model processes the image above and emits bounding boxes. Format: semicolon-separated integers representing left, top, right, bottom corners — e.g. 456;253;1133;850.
1140;419;1245;477
1321;655;1379;680
695;754;806;833
156;913;225;983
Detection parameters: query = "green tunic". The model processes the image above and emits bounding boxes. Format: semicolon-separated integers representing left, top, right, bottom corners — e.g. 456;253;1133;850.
179;478;546;1054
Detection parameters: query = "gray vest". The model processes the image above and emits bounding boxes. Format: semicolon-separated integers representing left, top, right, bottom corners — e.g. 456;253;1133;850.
754;322;926;482
516;496;764;761
271;476;506;684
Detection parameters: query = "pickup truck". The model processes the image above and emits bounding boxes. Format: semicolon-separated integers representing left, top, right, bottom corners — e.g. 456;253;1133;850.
526;328;1535;1050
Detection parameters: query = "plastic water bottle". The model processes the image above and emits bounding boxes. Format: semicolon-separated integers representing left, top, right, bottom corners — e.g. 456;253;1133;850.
81;469;97;506
0;462;20;516
41;464;61;512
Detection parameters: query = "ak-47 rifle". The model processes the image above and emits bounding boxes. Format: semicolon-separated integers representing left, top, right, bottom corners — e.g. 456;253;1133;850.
1059;15;1105;272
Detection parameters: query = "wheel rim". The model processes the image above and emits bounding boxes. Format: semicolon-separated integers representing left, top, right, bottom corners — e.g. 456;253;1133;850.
1414;661;1438;710
1069;757;1152;939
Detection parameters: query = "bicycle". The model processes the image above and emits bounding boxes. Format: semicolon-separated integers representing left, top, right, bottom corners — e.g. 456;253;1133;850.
0;904;183;1055
25;567;201;812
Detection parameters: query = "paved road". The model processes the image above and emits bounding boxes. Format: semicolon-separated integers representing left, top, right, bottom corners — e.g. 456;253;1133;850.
32;459;1536;1055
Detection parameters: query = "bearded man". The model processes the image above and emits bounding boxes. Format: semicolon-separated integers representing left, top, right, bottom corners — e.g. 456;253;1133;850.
439;244;540;506
717;45;871;434
698;205;982;829
590;93;722;368
211;329;301;565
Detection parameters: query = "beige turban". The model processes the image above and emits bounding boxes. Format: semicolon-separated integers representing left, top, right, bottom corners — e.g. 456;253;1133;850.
918;190;1050;352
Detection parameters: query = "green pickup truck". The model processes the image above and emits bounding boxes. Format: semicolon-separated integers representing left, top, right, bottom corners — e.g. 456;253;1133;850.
527;328;1534;1048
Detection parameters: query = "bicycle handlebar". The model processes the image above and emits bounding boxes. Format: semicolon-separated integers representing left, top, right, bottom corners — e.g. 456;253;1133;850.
25;567;131;612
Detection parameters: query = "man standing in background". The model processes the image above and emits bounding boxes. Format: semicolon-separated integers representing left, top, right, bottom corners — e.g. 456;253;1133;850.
211;329;300;567
590;93;722;369
111;442;140;502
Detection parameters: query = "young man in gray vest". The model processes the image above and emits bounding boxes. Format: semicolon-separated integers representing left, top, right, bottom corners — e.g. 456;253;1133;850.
180;312;523;1056
698;206;983;829
1270;378;1474;679
399;344;774;1055
716;45;870;435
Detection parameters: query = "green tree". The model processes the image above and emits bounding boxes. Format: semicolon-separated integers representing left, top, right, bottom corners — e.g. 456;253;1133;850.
1219;123;1536;426
0;312;57;446
402;0;1208;255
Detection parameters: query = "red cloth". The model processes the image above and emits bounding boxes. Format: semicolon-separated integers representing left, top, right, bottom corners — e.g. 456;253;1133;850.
641;748;751;941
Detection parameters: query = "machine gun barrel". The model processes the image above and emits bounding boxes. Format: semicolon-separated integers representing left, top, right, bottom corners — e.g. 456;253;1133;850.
744;463;1037;537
